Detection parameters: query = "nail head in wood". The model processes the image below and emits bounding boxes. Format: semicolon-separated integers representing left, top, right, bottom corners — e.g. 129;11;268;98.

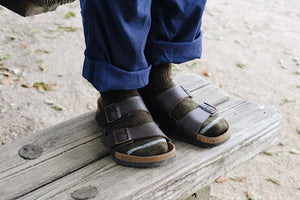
71;186;98;200
18;144;43;160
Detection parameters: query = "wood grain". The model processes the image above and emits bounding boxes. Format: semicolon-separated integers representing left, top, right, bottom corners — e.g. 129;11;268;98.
186;186;211;200
0;74;282;200
20;99;281;200
0;111;108;199
0;0;75;16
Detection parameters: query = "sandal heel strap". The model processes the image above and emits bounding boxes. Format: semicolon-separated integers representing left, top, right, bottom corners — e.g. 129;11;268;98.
96;96;149;127
154;86;192;114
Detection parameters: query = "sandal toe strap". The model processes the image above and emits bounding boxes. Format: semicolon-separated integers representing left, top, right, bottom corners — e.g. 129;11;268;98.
101;122;168;150
179;103;217;139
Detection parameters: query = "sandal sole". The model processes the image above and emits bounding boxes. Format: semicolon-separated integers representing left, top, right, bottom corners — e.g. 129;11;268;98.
157;117;231;148
171;129;231;148
113;141;176;168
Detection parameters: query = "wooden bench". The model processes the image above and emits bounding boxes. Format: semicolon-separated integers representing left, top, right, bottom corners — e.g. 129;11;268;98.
0;0;76;17
0;74;282;200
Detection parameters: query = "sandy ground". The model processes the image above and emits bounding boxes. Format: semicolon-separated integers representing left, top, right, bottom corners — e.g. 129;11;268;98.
0;0;299;199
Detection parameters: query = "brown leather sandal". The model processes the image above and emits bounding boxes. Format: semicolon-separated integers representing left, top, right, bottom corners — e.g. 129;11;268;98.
145;86;230;147
96;96;176;168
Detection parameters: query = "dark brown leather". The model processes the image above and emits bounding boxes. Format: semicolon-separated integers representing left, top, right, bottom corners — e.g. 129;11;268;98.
154;86;191;113
101;122;168;150
96;96;149;127
179;105;215;139
97;96;169;150
154;86;217;138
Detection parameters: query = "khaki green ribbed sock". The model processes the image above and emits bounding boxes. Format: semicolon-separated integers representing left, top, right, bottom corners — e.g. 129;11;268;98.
98;89;168;156
139;63;228;137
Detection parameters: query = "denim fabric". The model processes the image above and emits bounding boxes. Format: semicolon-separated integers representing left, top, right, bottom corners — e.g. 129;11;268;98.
80;0;207;91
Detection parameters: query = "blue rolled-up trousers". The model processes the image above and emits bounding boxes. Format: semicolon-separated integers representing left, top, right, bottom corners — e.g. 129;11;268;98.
80;0;207;92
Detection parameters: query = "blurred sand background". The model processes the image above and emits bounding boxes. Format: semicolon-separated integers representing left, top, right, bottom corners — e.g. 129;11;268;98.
0;0;299;199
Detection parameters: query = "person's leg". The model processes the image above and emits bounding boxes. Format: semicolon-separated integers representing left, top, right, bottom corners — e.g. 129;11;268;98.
79;0;172;162
140;0;229;143
145;0;205;65
80;0;151;92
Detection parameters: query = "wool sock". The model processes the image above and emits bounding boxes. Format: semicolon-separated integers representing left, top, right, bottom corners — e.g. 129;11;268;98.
98;89;168;156
139;63;228;137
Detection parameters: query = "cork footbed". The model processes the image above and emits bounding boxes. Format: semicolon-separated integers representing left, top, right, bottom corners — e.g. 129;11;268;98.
113;140;176;168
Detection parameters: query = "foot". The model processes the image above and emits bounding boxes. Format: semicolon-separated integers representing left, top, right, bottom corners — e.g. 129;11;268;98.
95;89;175;167
139;63;229;145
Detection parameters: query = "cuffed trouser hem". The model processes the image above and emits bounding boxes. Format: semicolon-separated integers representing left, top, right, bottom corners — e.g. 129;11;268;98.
82;57;151;92
146;34;203;66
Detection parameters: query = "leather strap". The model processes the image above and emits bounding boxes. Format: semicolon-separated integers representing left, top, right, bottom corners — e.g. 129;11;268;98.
97;96;149;127
154;86;218;139
154;86;192;114
179;103;217;139
101;122;168;150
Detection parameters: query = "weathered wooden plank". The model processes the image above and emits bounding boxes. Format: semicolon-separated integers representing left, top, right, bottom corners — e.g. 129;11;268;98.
20;99;282;200
1;0;58;17
0;74;282;200
0;74;211;177
0;0;75;17
0;111;102;175
0;74;220;199
0;138;108;199
175;73;230;106
174;73;209;92
191;84;230;106
0;111;101;173
186;186;211;200
0;111;108;199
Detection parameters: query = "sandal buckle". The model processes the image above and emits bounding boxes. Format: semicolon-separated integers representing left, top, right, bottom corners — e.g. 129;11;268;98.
199;102;217;115
104;103;122;123
113;128;132;145
180;85;192;98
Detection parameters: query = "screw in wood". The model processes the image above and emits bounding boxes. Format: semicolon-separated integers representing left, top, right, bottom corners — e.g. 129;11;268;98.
71;186;98;200
18;144;43;160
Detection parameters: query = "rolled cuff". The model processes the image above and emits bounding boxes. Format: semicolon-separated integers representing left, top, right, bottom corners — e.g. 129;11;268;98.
146;34;203;65
82;56;151;92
